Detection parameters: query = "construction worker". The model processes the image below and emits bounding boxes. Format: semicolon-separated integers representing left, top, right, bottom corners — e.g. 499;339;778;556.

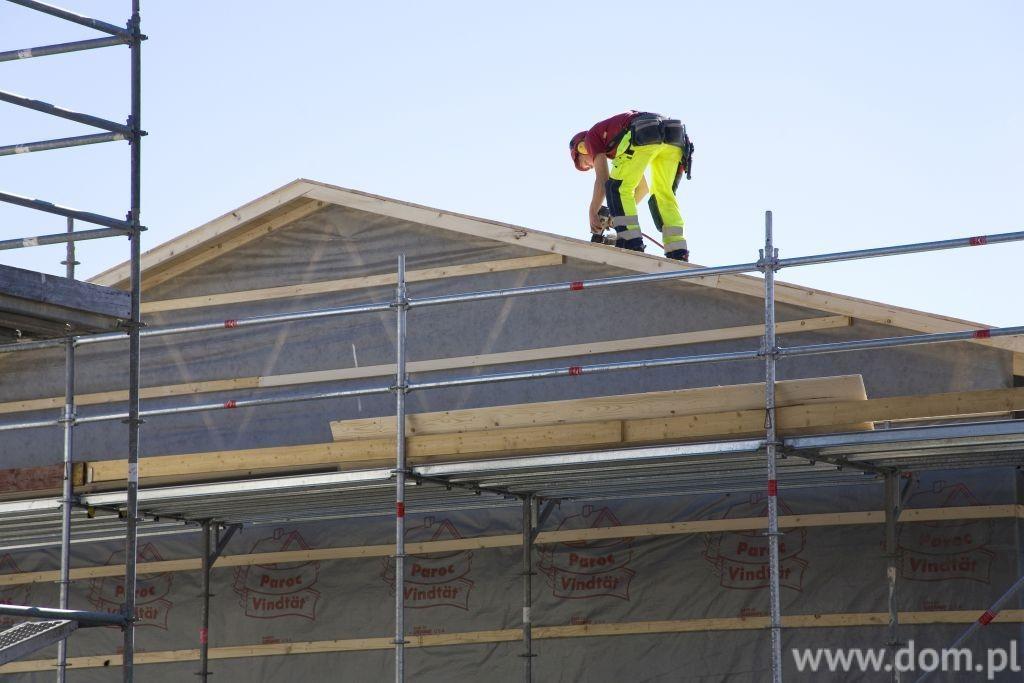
570;111;691;260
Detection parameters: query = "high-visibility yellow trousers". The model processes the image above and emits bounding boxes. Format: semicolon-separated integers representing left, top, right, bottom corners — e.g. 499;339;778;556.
606;132;686;255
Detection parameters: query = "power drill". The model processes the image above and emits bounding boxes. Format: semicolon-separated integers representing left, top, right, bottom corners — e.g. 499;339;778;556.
590;206;615;245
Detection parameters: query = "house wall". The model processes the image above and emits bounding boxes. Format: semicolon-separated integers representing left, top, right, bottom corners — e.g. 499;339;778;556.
0;204;1018;680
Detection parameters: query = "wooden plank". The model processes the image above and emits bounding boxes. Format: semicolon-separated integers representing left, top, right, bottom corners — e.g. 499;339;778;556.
86;421;623;482
6;610;1024;672
1;504;1017;588
302;181;1024;355
0;316;847;417
90;180;315;288
0;377;260;416
779;386;1024;428
0;462;84;495
331;373;865;440
0;264;129;319
138;199;327;291
141;254;564;313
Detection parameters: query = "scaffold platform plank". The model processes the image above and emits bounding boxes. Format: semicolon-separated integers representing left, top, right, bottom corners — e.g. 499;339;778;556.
0;619;77;666
0;263;129;338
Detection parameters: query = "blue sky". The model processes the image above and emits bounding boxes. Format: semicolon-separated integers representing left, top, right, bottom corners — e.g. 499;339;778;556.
1;1;1021;325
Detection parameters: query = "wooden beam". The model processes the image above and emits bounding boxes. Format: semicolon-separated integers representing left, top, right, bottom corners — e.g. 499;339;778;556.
141;254;564;313
0;462;84;497
90;180;315;288
1015;353;1024;377
5;609;1024;672
1;504;1018;588
331;372;863;440
779;386;1024;428
301;181;1024;355
137;198;327;291
0;316;848;417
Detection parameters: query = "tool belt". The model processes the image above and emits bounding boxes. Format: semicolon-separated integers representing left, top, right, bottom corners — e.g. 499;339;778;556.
628;114;694;179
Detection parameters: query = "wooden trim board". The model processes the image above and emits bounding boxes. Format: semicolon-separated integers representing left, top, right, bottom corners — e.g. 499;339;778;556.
140;254;564;313
0;316;848;417
0;504;1018;588
331;374;865;440
4;609;1023;672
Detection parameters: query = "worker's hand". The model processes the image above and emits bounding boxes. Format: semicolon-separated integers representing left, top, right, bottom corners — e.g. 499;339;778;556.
589;212;604;233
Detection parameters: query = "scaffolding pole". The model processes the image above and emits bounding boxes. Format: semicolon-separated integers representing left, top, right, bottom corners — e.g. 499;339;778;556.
884;471;902;683
393;255;408;683
122;3;143;680
56;218;77;683
761;211;784;682
199;521;212;680
521;494;535;682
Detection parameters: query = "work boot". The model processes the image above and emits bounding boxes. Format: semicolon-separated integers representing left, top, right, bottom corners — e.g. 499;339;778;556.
666;249;689;262
616;238;645;252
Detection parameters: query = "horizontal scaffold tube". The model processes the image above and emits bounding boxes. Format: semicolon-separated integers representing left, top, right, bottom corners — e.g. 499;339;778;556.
0;132;126;157
0;226;131;251
0;385;393;433
5;0;130;37
779;325;1024;358
407;229;1024;310
0;35;129;63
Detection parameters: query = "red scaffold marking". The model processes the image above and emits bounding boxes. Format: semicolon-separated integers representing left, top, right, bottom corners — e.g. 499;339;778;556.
973;329;992;339
199;627;208;644
568;366;583;376
396;502;406;518
969;236;988;246
224;319;239;329
767;479;778;497
978;610;997;625
569;281;585;291
223;400;237;409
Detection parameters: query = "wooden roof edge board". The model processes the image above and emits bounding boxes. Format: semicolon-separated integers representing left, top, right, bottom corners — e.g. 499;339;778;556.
87;178;1019;353
89;179;317;288
0;315;847;417
0;504;1016;589
5;609;1023;672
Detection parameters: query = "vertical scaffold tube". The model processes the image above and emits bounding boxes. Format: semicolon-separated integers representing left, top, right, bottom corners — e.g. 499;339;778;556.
885;471;901;683
123;3;143;680
56;217;76;683
394;255;408;682
199;521;212;681
762;211;783;682
522;495;534;682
